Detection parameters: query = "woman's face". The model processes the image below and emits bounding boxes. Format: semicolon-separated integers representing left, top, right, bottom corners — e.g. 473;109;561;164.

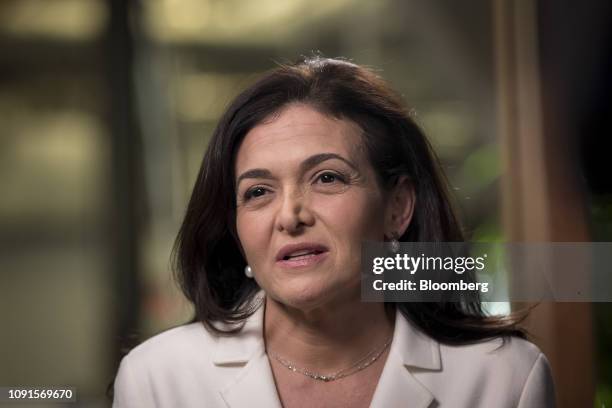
234;104;391;310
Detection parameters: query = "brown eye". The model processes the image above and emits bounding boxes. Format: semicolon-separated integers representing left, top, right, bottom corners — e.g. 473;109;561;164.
244;186;268;201
317;172;344;184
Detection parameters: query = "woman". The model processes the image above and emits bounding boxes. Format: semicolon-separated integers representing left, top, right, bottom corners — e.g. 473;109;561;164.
113;57;555;407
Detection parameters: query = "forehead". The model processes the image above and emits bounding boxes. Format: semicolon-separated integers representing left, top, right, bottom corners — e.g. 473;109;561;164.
235;104;364;171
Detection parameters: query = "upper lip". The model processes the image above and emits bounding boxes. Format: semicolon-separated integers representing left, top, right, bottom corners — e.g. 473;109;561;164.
275;242;329;261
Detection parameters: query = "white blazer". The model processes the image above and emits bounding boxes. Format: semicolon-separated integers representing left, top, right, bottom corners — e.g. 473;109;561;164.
113;300;555;408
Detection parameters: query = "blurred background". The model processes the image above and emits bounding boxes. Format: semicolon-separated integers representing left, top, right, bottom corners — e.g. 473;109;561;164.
0;0;610;407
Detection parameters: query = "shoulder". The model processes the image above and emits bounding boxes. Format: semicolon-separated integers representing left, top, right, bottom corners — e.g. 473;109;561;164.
440;335;543;371
113;323;226;407
120;322;218;374
116;298;264;382
433;336;555;407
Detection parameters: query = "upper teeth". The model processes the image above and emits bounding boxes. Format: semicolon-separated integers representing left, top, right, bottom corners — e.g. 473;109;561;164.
288;249;314;257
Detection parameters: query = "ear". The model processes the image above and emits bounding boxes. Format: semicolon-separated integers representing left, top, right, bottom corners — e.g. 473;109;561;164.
384;175;415;239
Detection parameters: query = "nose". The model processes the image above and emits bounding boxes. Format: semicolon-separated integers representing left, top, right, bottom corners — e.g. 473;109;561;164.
275;187;315;234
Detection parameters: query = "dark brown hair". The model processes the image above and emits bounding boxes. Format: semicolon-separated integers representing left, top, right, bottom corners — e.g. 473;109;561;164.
173;56;526;344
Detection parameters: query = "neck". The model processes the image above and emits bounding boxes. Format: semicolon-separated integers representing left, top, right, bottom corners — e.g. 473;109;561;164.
264;292;395;372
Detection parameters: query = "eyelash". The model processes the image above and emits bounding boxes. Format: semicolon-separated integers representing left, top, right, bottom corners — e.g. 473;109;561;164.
243;186;268;201
241;171;347;202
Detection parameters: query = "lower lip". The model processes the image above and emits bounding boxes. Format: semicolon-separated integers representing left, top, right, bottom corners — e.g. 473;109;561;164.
276;251;329;269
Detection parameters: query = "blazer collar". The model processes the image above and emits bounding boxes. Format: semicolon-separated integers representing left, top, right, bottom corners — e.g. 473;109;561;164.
369;310;441;408
213;294;283;407
212;296;441;408
211;296;266;365
392;309;441;370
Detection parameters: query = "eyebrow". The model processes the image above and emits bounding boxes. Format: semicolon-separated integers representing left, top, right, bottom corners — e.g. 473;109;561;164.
235;153;357;186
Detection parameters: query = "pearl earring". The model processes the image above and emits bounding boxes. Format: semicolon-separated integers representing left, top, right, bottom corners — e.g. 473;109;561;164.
389;233;400;253
244;265;253;278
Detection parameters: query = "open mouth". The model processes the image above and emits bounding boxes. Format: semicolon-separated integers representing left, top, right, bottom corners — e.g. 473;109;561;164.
282;249;326;261
276;243;329;268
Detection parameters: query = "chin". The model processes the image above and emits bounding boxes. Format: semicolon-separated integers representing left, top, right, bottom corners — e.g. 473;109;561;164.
268;276;359;312
280;286;330;311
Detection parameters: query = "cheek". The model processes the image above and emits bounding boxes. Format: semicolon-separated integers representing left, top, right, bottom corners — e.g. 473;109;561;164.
316;190;385;246
236;210;270;263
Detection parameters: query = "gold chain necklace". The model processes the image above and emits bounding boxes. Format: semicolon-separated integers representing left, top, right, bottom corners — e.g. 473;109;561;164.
267;337;392;382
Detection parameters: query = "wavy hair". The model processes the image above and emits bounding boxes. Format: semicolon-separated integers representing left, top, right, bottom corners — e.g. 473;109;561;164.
173;56;526;343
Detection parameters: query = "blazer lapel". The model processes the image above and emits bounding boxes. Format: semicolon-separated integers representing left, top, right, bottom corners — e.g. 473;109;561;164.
213;296;283;408
213;295;440;408
369;311;441;408
219;351;282;408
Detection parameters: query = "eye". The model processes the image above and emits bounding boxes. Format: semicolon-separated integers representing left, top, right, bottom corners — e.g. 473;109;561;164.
243;186;269;201
316;172;345;184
